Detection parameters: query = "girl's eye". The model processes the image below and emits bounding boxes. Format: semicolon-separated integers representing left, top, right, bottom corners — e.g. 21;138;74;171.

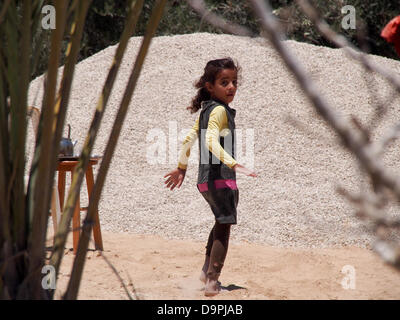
233;80;237;87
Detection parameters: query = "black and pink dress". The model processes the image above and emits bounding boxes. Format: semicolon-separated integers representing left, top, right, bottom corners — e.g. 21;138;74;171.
196;99;239;224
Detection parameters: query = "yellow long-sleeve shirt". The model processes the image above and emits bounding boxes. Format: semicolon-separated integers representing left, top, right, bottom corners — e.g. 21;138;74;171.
178;105;237;170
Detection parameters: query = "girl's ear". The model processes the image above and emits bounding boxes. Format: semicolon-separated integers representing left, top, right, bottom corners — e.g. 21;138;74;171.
205;82;213;94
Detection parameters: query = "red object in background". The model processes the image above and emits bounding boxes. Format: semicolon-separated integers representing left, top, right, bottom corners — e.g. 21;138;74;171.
381;16;400;56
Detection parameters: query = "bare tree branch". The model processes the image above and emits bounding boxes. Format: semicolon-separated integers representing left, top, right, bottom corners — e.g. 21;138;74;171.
373;240;400;268
367;87;398;131
336;186;400;228
248;0;400;269
296;0;400;96
297;0;400;133
248;0;400;200
374;122;400;157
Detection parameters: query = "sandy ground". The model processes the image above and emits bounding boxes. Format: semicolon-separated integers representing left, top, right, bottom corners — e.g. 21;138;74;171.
53;231;400;300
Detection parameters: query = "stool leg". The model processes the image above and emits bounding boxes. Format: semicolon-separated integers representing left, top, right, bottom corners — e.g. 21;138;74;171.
58;170;66;210
86;165;103;251
72;173;80;254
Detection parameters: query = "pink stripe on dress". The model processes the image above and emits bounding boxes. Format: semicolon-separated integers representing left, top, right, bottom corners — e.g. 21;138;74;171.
197;179;237;192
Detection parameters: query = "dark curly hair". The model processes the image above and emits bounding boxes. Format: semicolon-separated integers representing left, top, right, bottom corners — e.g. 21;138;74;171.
187;57;240;114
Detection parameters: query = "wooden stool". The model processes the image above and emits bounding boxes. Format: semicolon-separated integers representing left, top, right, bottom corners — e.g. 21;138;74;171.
57;158;103;254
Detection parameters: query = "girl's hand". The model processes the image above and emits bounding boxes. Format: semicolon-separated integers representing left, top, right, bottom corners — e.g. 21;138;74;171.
233;163;257;177
163;168;186;190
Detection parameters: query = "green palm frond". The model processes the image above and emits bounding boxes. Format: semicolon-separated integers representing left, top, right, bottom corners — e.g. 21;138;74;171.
63;0;167;300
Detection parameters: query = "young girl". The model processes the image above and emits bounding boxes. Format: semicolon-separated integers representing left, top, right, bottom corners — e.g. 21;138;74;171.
163;58;257;296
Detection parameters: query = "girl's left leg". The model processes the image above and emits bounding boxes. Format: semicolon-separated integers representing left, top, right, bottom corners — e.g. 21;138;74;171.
205;222;231;296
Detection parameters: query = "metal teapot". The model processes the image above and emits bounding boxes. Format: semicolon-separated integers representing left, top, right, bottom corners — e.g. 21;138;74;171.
59;124;77;157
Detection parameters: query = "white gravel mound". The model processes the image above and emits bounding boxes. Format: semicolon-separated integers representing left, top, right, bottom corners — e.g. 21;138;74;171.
28;33;400;248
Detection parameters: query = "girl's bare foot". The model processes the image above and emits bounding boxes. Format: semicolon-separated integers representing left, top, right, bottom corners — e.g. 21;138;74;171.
204;278;221;297
200;271;221;288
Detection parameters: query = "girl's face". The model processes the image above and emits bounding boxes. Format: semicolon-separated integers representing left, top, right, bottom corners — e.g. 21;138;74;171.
205;68;238;105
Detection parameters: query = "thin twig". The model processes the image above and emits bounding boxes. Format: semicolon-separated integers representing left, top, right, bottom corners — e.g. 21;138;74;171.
374;122;400;157
367;87;398;131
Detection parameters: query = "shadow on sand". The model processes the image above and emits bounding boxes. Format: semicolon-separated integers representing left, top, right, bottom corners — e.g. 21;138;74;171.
221;284;247;292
